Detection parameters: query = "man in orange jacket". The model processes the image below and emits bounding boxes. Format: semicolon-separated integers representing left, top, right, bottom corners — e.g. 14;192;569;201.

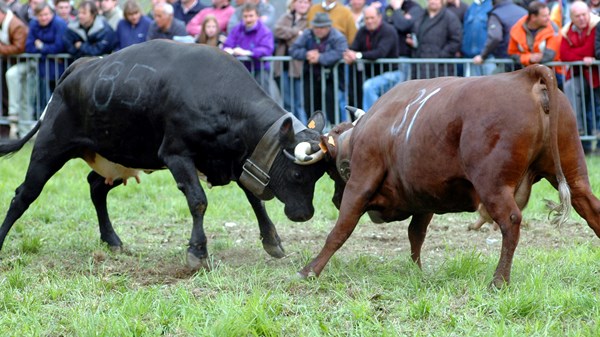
507;1;561;68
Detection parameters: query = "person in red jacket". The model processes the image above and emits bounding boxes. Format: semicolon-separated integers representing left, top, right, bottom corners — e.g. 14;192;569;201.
560;0;600;154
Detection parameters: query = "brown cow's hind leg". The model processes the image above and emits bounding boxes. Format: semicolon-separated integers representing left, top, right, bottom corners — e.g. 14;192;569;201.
484;193;523;289
407;213;434;268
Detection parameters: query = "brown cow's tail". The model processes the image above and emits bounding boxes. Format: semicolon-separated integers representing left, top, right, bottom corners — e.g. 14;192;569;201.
534;65;572;226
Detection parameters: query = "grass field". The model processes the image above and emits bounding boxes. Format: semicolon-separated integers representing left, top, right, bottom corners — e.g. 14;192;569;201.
0;144;599;336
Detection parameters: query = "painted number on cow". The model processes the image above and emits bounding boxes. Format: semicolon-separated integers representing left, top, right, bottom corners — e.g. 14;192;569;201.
93;62;157;109
391;88;441;141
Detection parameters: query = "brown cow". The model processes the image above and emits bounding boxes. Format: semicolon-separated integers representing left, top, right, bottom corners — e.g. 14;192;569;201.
299;65;600;288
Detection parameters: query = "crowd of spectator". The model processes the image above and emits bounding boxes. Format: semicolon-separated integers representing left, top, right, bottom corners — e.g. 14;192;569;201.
1;0;600;146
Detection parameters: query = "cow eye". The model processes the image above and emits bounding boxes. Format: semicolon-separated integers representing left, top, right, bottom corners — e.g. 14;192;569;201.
291;170;302;182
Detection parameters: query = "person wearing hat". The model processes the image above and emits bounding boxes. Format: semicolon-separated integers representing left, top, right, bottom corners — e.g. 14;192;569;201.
307;0;356;44
289;12;348;126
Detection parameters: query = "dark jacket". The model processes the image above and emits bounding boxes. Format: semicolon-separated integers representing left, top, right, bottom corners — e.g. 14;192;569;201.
173;0;206;25
146;18;188;40
289;27;348;79
115;15;152;50
487;0;527;58
64;16;116;58
411;8;462;78
384;0;424;57
350;21;399;76
25;15;67;79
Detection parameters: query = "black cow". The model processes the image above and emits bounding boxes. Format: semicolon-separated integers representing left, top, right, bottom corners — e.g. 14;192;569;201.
0;40;327;269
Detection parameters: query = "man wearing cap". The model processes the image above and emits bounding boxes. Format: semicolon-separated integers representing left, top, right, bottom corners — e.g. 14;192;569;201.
307;0;356;44
290;12;348;125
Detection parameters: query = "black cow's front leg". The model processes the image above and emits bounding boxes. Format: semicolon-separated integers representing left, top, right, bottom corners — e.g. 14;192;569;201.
87;171;123;250
238;183;285;258
163;155;209;270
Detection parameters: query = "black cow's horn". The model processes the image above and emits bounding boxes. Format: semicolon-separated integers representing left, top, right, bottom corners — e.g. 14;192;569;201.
289;141;325;165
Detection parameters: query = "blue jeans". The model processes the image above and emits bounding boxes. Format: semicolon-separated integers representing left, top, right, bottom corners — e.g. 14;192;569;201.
362;70;406;111
280;70;307;124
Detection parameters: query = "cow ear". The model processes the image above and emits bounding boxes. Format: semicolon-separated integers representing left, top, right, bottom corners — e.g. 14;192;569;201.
279;116;295;146
306;111;325;133
320;134;338;159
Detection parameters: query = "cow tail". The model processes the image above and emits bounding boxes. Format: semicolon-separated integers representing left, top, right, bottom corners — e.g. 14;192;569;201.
0;121;41;158
537;65;572;226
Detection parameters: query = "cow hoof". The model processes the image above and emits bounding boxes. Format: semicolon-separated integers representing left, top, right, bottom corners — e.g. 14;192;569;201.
186;251;211;271
296;269;318;280
262;242;285;259
108;245;123;253
490;277;509;290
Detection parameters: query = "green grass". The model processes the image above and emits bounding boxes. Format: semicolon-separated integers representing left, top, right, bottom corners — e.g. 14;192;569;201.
0;144;599;336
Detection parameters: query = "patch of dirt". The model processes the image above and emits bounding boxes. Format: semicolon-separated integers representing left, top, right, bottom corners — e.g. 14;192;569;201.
218;214;598;269
10;214;597;287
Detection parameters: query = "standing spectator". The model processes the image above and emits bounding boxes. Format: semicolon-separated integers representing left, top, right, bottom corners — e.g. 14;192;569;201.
186;0;235;37
290;12;348;125
274;0;311;123
307;0;357;44
407;0;462;79
508;1;561;69
348;0;367;28
101;0;123;30
473;0;527;70
462;0;495;76
63;0;116;59
345;0;387;10
147;2;189;40
383;0;423;62
17;0;44;24
115;0;152;49
196;14;226;47
343;6;398;109
55;0;77;23
561;1;599;152
227;0;276;33
359;0;420;111
590;0;600;15
20;1;67;128
446;0;468;23
173;0;206;25
0;1;27;138
224;3;275;96
4;0;22;21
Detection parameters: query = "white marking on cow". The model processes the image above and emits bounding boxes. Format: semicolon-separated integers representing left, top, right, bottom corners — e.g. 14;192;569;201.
39;95;53;121
405;88;441;141
391;89;427;136
390;87;441;142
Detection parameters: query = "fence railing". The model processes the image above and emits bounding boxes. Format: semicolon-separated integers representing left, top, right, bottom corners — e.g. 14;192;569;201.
1;54;598;147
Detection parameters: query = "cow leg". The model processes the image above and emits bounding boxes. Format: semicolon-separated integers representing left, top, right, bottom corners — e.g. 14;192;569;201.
162;155;210;270
407;213;434;268
87;171;123;250
238;183;285;258
569;188;600;237
298;177;374;278
482;190;523;289
0;154;68;251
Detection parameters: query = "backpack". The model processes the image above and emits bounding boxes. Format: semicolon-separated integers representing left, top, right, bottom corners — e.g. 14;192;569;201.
461;0;494;57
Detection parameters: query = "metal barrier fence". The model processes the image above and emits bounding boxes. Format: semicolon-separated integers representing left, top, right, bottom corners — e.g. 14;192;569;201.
1;54;599;147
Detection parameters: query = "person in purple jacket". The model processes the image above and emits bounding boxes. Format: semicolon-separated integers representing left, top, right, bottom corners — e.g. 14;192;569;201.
115;0;152;50
223;3;275;98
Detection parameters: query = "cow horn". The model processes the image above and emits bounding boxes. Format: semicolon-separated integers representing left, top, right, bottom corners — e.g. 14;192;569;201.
345;106;366;125
286;141;325;165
